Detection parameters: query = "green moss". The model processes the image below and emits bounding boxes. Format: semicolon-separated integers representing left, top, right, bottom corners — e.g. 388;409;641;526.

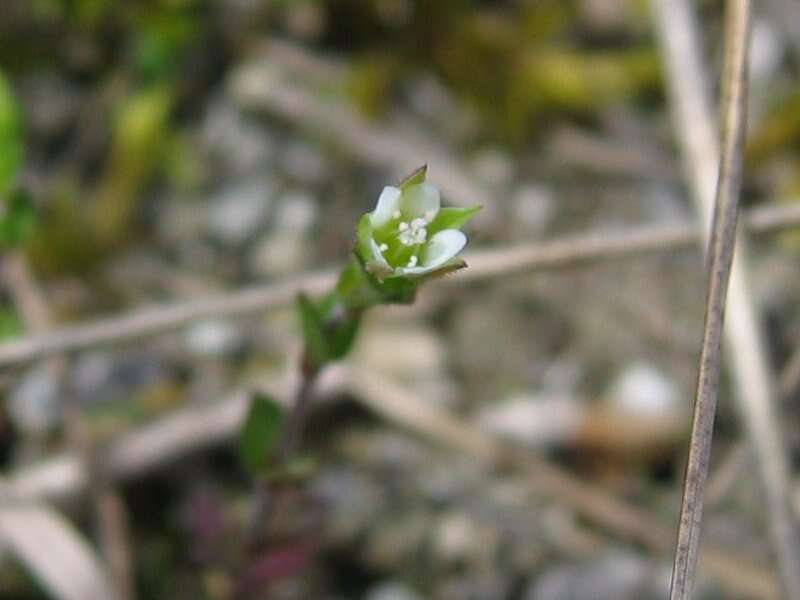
747;90;800;166
346;53;402;119
90;84;174;246
0;70;23;198
26;181;102;275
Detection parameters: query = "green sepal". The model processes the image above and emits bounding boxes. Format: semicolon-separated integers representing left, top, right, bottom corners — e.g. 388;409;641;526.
355;213;373;264
397;164;427;191
336;256;387;311
355;213;393;280
420;257;468;280
0;190;36;248
337;253;418;310
373;273;418;303
428;205;482;236
238;393;285;475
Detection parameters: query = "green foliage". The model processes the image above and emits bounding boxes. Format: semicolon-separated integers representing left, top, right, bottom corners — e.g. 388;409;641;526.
297;293;334;368
297;292;363;368
91;85;174;245
238;394;285;475
0;70;35;251
747;90;800;166
0;71;23;200
346;53;401;119
133;9;200;83
0;307;24;341
0;191;36;248
26;183;101;274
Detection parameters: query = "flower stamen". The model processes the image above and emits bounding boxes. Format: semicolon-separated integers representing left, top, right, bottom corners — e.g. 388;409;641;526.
398;218;428;246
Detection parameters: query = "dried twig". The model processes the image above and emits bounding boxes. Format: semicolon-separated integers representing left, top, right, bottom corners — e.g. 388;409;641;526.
660;0;758;596
1;202;800;368
653;0;800;596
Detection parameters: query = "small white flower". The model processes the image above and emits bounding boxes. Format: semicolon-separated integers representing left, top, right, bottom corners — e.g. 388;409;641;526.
358;173;479;280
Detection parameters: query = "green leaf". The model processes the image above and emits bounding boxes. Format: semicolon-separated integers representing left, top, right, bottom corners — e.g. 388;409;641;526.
397;164;427;191
297;293;331;367
329;312;361;360
239;393;285;475
0;190;36;248
315;290;362;360
0;71;23;199
428;205;482;236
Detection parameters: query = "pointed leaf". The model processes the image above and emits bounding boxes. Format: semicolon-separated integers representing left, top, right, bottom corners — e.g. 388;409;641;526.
239;393;285;474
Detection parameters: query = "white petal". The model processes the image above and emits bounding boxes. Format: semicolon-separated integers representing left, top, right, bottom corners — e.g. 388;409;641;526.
370;186;401;228
401;229;466;275
399;183;440;219
370;238;390;267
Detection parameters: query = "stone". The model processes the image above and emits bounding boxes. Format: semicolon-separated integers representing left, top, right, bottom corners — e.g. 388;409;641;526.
8;364;60;434
207;178;273;245
184;319;244;358
606;361;681;419
476;394;582;448
524;551;661;600
364;581;423;600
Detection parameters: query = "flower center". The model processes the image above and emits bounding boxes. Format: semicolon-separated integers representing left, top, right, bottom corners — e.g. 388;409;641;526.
398;218;428;246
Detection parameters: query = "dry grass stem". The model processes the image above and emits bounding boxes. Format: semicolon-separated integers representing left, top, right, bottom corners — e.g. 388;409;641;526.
654;0;800;595
659;0;761;596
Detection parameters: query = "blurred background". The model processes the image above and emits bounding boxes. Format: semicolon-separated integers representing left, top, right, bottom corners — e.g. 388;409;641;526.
1;0;800;598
